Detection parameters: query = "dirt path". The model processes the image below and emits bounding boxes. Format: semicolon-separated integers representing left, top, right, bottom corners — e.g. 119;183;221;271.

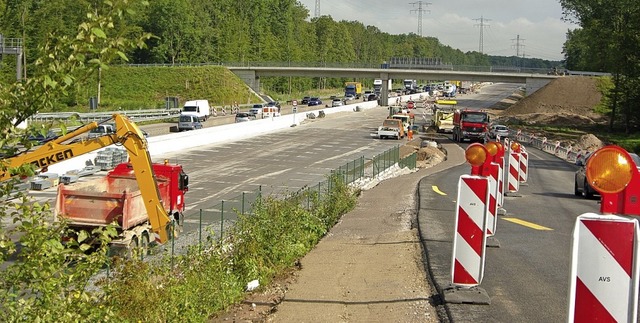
265;164;441;322
209;141;454;323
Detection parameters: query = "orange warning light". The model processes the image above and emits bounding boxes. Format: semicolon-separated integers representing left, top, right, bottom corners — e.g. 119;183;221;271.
465;143;488;167
485;141;499;156
586;146;634;194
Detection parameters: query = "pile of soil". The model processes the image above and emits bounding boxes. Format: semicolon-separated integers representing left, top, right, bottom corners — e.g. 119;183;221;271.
492;77;608;127
573;133;605;152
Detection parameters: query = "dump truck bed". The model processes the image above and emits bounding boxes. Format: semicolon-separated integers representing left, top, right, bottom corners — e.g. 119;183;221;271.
55;175;169;230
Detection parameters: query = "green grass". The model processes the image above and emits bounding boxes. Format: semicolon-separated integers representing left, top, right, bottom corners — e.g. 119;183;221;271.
74;66;263;111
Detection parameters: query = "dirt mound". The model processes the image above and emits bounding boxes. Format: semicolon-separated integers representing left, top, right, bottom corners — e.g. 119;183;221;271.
504;77;602;116
498;112;602;127
493;77;608;127
573;133;605;152
402;140;447;168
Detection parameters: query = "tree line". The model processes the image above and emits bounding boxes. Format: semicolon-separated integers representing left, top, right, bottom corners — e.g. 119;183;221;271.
0;0;559;94
561;0;640;133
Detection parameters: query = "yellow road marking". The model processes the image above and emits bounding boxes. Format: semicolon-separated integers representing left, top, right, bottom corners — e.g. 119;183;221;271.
432;185;447;196
503;218;553;231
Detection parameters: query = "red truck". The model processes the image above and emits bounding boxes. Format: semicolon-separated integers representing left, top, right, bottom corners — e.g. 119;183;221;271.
452;109;490;143
55;161;189;253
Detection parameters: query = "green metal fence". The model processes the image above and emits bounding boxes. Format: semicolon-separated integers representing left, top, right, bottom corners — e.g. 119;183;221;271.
372;146;401;177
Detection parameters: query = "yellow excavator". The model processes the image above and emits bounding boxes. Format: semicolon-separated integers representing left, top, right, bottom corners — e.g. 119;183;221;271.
1;114;187;244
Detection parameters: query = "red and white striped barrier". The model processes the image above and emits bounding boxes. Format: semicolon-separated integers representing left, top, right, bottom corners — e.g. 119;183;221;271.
568;213;640;322
497;155;505;208
519;150;528;183
487;162;500;236
451;175;489;286
508;152;520;193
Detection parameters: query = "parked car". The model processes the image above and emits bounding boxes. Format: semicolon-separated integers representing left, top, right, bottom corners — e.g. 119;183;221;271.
301;96;311;105
308;97;322;106
490;125;510;139
249;104;265;117
235;112;255;123
331;99;344;107
574;151;640;198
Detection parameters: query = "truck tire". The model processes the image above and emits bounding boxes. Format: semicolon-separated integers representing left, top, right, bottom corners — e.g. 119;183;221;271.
140;233;150;257
127;236;139;259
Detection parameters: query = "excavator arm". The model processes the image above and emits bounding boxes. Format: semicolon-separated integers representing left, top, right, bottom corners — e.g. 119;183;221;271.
1;114;173;243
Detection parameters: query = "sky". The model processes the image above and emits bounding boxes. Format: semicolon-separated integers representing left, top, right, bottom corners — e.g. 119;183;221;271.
297;0;579;61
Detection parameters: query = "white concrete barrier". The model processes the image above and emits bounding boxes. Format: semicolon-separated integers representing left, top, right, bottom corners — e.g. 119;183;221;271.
47;100;382;175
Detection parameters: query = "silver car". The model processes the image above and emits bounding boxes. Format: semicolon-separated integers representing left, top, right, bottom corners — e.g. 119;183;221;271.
235;112;254;123
331;99;344;107
490;125;510;139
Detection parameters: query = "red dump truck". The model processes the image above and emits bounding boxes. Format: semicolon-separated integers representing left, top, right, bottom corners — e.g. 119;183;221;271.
55;161;189;252
452;109;490;143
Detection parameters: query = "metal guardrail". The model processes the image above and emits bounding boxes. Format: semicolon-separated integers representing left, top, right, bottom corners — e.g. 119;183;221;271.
29;108;182;123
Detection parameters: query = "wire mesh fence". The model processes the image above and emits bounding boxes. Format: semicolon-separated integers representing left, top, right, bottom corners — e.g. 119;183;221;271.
106;145;418;270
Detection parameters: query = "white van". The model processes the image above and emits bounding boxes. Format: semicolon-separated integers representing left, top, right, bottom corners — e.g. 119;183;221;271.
178;114;203;131
181;100;211;121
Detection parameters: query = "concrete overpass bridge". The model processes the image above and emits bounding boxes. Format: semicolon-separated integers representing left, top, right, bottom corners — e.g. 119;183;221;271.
228;65;559;106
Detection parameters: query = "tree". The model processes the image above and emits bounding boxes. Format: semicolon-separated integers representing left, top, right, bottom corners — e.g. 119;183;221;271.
0;1;150;320
561;0;640;132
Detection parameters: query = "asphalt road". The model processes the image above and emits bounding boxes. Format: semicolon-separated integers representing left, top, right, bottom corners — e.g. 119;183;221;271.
23;83;605;321
418;138;601;322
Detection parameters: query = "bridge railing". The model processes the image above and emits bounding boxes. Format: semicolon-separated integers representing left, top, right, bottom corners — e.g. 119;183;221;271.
124;61;559;75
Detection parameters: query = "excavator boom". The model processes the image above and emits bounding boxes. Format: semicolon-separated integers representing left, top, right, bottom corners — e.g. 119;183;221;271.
1;114;173;243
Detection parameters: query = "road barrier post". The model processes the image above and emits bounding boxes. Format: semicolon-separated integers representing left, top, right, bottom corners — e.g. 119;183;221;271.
519;147;529;185
483;141;503;247
568;145;640;322
568;213;639;322
444;143;491;304
506;141;522;197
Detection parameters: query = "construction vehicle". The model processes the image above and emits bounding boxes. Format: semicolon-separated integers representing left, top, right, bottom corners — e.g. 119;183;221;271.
345;82;363;99
452;109;491;143
391;113;413;132
1;114;189;248
432;100;457;133
376;119;405;140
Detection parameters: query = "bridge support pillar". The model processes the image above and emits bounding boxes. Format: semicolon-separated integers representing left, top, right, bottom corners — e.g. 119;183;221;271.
231;69;261;94
380;73;390;106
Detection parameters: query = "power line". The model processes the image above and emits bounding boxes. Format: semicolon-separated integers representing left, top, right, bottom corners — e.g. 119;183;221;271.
511;34;526;57
410;1;431;37
315;0;320;18
474;16;491;54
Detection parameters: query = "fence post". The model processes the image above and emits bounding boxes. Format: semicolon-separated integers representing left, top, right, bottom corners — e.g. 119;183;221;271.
242;192;246;215
199;209;203;250
220;200;225;241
